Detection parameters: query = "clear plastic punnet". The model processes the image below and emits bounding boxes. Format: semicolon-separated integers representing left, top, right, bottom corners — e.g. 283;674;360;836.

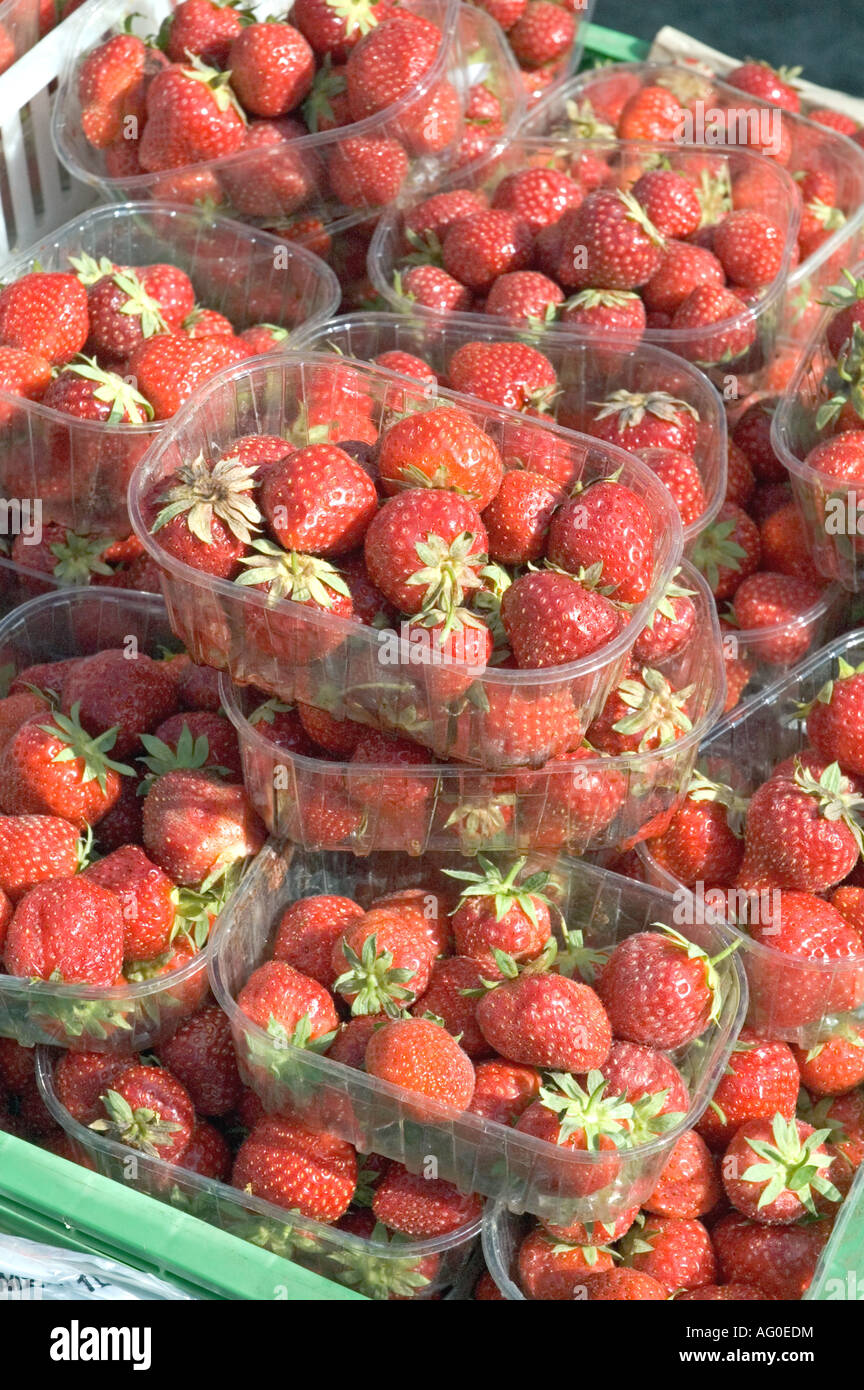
209;844;747;1226
35;1048;480;1300
367;135;800;380
720;582;847;709
0;588;233;1052
0;201;340;537
290;310;728;548
130;350;685;771
523;61;864;347
51;0;523;229
220;559;725;856
772;263;864;593
0;0;41;76
640;627;864;1047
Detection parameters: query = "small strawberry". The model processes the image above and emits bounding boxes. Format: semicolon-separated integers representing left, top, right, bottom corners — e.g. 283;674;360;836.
644;1129;721;1219
233;1115;357;1220
647;771;746;888
411;956;490;1058
507;0;575;68
331;911;435;1016
726;60;801;113
588;388;699;455
158;1002;242;1116
90;1062;194;1162
363;488;488;617
445;855;552;969
481;468;562;565
484;272;564;326
731;397;785;483
632;572;698;663
584;1268;666;1300
597;925;731;1048
491;166;582;233
395;265;472;314
559;288;647;341
179;1118;232;1179
364;1016;476;1111
4;875;124;985
371;1162;482;1238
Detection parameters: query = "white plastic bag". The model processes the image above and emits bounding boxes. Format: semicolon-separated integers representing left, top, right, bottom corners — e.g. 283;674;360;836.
0;1233;193;1300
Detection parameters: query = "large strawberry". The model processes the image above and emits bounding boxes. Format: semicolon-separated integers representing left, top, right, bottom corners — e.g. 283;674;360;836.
127;333;249;419
233;1114;356;1219
546;478;655;603
477;969;612;1072
363;489;488;617
647;771;746;887
345;9;439;121
376;407;503;510
259;443;377;555
227;21;315;117
514;1071;632;1197
446;341;558;414
596;926;730;1049
141;767;264;885
145;451;263;579
805;657;864;775
61;649;179;757
364;1016;475;1112
0;814;82;902
138;57;247;171
737;759;864;893
0;272;89;365
4;876;124;984
500;570;620;669
371;1162;481;1239
555;189;665;292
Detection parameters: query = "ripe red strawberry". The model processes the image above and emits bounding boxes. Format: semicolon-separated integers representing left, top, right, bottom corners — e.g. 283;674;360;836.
40;358;152;424
484;272;564;326
371;1162;481;1238
690;501;761;600
731;573;826;665
0;272;89;365
617;84;683;140
377;407;503;509
758;501;818;581
78;33;154;149
644;1129;721;1219
226;21;314;117
259;443;377;555
55;1051;127;1126
373;350;437;385
61;649;178;756
647;772;746;887
331;910;435;1016
468;0;525;30
806;657;864;775
396;265;472;313
402;187;488;246
468;1058;540;1124
238;957;339;1046
163;0;246;67
145;710;242;780
507;0;575;67
178;1118;232;1179
546;478;655;603
363;488;488;617
144;451;262;579
273;893;364;987
234;542;355;664
296;702;362;756
326;1014;383;1068
0;706;131;828
410;956;490;1058
712;1212;827;1300
441;210;533;293
233;1113;357;1219
597;926;728;1049
676;1284;767;1301
559;288;647;340
808;107;859;135
731;397;785;483
477;970;612;1071
501;570;620;669
671;285;755;363
726;60;801;113
364;1016;476;1111
584;1268;666;1300
446;856;552;969
345;10;440;121
516;1228;614;1301
127;333;249;419
446;341;558;414
0;814;81;903
588;388;699;455
90;1062;194;1162
4;876;124;985
723;1114;840;1223
555;188;665;292
745;890;864;1032
514;1073;629;1197
713;210;787;288
82;844;175;961
643;239;725;317
346;729;434;815
219;117;318;217
491;166;582;233
621;1215;717;1292
481;469;562;565
328;136;409;208
0;345;52;419
632;573;697;663
141;768;265;885
793;1024;864;1096
158;1002;242;1116
831;883;864;943
79;264;184;360
138;58;247;171
631;169;702;238
737;759;863;894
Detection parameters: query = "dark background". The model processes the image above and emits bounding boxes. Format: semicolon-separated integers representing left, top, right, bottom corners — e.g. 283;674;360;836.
594;0;864;97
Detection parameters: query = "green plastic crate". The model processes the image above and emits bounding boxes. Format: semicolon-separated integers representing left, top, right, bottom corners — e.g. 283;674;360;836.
579;21;650;66
0;1133;363;1301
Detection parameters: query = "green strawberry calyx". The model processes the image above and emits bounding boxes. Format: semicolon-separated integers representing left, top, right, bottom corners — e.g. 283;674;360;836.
820;267;864;310
138;723;229;789
616;189;667;250
562;287;643;314
628;1088;687;1145
640;569;696;632
333;933;418;1019
235;540;351;609
590;388;699;430
265;1010;338;1054
65;356;154;425
799;655;864;716
686;768;749;836
90;1088;184;1159
40;703;135;792
655;923;740;1029
444;853;551;926
611;667;694;751
555;926;611;984
301;56;348;134
407;529;486;620
48;530;114;586
563;98;616;140
152;452;262;546
111;266;170;337
815;323;864;429
804;197;846;232
792;757;864;853
538;1070;635;1150
740;1113;841;1216
249;697;294;726
402;227;445;269
67;252;117;286
325;1223;433;1300
690;518;749;589
181;54;247;122
694;165;732;224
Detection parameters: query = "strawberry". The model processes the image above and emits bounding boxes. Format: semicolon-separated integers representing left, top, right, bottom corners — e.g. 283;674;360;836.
328;136;409;208
599;1037;690;1115
723;1113;840;1224
55;1051;128;1126
4;876;124;985
61;649;179;756
0;272;89;365
346;729;433;815
514;1073;630;1197
237;958;339;1054
377;407;503;509
138;56;247;170
745;890;864;1032
179;1118;232;1179
477;969;612;1071
793;1024;864;1096
162;0;246;67
647;772;746;888
235;542;355;664
676;1284;767;1301
441;210;533;293
597;926;729;1049
468;1058;541;1124
220;118;318;218
737;759;864;894
671;285;755;364
158;1002;242;1116
587;667;693;756
712;1213;827;1300
446;341;557;414
226;21;314;117
620;1215;717;1292
78;32;155;149
546;478;655;603
371;1162;482;1238
327;1014;384;1068
141;768;265;885
468;0;525;30
40;358;152;424
482;469;562;565
644;1129;721;1219
726;60;801;113
831;883;864;942
731;573;826;665
145;451;262;579
273;893;364;987
239;322;290;355
507;0;575;68
484;270;565;327
588;389;699;455
806;657;864;775
542;1204;639;1248
516;1228;614;1301
0;814;81;902
632;169;702;239
555;188;665;292
714;210;787;288
90;1062;194;1162
411;956;490;1058
82;844;175;961
491;166;582;233
559;288;647;341
809;108;859;135
617;84;682;140
731;397;785;483
501;570;620;668
296;702;362;756
128;333;249;419
632;573;698;662
690;501;761;600
364;1016;476;1111
0;345;53;419
643;239;725;317
396;265;473;313
259;443;377;555
373;350;437;386
144;710;242;780
584;1268;666;1300
0;705;131;828
363;488;488;617
758;501;819;580
446;855;552;968
331;910;435;1016
345;10;440;121
79;263;187;359
402;187;488;246
822;270;864;359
